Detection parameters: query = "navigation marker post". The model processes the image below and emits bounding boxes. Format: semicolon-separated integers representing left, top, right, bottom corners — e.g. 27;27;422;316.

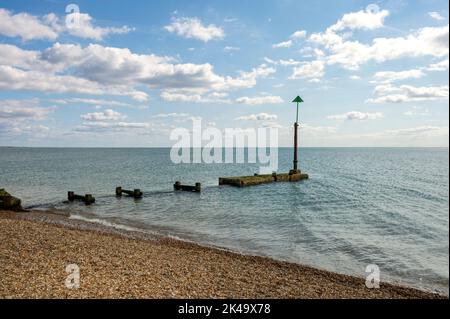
291;95;304;174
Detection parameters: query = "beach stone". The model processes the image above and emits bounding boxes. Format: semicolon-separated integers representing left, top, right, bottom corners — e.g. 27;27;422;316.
0;188;23;211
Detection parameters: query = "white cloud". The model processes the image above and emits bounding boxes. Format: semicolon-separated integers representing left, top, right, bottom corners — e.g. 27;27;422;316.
154;113;190;118
51;98;148;109
0;64;149;102
0;8;58;41
350;75;361;80
235;113;278;121
373;69;425;83
0;99;53;120
224;46;240;52
272;40;293;48
290;30;307;39
300;124;338;134
160;91;230;103
428;12;445;21
404;106;429;117
272;29;306;50
426;59;449;71
76;121;151;132
329;7;390;32
309;6;449;70
164;17;225;42
327;111;384;121
64;13;134;40
81;109;126;121
0;43;274;101
368;84;449;103
235;95;284;105
0;9;133;41
264;57;302;66
290;60;325;79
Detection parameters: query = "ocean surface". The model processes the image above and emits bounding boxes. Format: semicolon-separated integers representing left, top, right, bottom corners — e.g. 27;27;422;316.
0;147;448;294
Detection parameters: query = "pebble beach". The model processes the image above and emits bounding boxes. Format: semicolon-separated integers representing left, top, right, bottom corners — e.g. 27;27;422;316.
0;210;445;299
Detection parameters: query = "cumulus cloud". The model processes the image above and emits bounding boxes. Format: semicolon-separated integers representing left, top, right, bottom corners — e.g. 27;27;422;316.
426;59;449;71
235;95;284;105
0;43;273;102
373;69;425;83
310;24;449;70
290;60;325;79
368;84;449;103
272;40;293;48
0;64;149;102
0;9;133;41
0;99;54;120
160;91;230;103
235;113;278;121
272;29;306;50
327;111;384;121
307;5;448;71
329;7;390;31
0;8;58;41
290;30;307;39
63;13;134;40
164;17;225;42
81;109;126;121
428;12;445;21
264;57;302;66
0;99;54;138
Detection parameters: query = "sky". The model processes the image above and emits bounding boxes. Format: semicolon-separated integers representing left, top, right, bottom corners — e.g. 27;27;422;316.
0;0;448;147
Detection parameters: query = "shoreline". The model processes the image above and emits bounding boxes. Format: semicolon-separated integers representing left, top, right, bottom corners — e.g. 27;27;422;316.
0;210;446;299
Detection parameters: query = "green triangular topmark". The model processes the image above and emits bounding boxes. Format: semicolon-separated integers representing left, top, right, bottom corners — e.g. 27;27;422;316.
292;96;304;103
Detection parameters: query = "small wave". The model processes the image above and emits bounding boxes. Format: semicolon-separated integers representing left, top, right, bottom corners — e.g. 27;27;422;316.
69;214;152;234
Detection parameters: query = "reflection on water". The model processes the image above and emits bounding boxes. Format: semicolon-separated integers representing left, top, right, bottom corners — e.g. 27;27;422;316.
0;147;448;293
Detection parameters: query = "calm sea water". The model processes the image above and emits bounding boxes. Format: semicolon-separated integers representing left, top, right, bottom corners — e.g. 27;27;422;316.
0;147;448;294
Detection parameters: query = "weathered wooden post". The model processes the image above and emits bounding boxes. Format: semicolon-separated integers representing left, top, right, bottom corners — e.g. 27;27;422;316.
68;191;95;205
174;181;201;192
68;191;75;201
115;187;142;198
85;194;95;205
133;189;143;198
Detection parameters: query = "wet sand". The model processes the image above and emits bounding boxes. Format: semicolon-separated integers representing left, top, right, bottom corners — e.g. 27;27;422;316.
0;210;446;299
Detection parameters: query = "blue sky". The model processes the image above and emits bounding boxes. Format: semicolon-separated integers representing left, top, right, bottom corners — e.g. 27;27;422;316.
0;0;448;147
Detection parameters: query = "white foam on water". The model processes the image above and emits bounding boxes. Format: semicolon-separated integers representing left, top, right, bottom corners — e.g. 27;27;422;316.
69;214;152;234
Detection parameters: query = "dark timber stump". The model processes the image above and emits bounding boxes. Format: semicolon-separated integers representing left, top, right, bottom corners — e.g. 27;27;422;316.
116;187;143;198
68;191;95;205
174;181;201;193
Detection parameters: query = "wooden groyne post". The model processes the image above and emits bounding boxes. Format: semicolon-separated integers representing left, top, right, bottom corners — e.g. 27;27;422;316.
116;187;143;198
68;191;95;205
174;181;201;193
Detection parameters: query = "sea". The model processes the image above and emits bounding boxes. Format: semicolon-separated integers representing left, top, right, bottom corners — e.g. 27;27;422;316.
0;147;448;294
